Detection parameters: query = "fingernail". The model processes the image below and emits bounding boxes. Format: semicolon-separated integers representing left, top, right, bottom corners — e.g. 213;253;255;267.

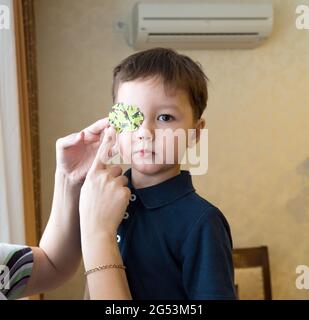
77;131;83;140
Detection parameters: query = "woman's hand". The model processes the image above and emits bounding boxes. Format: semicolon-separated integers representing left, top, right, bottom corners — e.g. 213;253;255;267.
79;127;131;249
79;127;133;300
55;118;112;184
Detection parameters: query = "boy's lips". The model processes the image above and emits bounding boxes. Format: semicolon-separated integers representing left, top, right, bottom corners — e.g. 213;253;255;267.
133;148;155;156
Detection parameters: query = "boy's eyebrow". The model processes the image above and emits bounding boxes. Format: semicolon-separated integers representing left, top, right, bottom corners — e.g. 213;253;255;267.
156;104;181;111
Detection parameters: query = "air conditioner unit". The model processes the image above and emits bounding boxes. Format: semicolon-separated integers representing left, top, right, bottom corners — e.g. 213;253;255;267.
130;3;273;50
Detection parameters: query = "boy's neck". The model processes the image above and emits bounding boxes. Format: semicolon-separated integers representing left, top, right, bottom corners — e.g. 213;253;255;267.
131;165;181;189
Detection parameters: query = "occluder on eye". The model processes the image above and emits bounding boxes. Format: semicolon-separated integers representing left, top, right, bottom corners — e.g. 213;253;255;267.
108;103;144;133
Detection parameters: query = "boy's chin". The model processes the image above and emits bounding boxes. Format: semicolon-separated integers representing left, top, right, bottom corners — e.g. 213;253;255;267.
131;162;176;176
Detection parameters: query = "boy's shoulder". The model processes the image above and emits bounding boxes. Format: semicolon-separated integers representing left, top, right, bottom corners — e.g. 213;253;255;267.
175;189;229;224
171;191;233;247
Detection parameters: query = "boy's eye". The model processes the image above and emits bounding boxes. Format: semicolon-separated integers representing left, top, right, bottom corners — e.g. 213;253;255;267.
157;114;174;122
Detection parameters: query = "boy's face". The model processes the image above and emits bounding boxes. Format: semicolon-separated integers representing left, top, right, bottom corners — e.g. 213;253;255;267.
115;76;203;176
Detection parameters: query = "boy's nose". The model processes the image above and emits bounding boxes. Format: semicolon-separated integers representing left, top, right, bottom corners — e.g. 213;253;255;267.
135;120;155;141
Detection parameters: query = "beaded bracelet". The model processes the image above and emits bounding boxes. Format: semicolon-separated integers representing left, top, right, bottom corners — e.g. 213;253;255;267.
84;264;126;276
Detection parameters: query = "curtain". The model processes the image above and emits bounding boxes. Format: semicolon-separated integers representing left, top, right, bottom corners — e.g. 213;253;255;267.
0;0;26;244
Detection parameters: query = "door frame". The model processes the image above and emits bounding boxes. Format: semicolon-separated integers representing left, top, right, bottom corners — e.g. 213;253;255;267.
13;0;42;299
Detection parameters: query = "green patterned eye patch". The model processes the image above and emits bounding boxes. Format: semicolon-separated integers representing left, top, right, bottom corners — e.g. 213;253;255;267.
108;103;144;133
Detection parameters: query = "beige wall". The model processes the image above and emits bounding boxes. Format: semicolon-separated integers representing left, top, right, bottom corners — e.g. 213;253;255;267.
34;0;309;299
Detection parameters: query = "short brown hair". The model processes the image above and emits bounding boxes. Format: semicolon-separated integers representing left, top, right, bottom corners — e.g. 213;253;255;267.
112;47;208;120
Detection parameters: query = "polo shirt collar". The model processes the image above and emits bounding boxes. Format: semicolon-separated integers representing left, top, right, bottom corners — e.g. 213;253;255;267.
123;168;195;209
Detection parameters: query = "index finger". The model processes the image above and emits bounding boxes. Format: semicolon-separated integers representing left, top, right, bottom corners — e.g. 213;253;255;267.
88;127;117;173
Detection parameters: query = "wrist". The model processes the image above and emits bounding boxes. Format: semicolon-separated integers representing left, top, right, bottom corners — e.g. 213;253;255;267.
81;230;117;248
55;169;84;188
81;231;119;268
51;169;82;215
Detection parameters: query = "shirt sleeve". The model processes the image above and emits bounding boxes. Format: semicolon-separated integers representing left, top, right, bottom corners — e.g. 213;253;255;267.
181;206;237;300
0;243;34;300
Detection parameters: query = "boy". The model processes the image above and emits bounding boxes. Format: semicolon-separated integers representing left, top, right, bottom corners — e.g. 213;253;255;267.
112;47;236;299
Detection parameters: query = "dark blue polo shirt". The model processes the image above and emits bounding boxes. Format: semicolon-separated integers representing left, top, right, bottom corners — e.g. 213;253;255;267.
117;168;236;300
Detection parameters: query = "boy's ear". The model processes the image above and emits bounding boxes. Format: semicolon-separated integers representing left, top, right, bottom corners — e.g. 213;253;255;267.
188;118;206;148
